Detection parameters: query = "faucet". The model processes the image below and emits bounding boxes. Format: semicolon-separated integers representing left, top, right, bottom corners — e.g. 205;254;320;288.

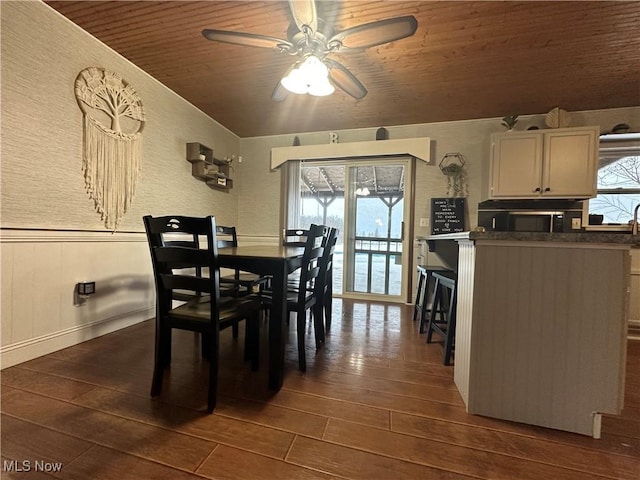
633;203;640;236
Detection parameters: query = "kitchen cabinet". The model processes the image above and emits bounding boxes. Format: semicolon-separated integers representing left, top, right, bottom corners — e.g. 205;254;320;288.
430;231;632;437
489;126;599;199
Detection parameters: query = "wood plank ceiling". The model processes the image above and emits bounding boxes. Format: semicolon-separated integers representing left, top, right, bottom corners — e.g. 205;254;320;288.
45;1;640;138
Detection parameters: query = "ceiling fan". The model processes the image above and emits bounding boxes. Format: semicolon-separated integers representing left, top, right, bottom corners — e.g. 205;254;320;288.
202;0;418;101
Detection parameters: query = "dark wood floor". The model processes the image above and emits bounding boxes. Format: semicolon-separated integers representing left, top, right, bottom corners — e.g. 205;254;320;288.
2;298;639;479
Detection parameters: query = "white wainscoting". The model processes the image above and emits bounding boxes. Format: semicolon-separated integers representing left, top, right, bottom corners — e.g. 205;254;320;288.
1;229;155;368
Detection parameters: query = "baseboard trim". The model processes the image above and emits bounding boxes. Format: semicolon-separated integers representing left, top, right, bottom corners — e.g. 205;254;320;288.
0;306;154;369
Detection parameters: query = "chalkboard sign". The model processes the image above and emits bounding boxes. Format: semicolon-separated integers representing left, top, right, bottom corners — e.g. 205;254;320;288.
431;198;466;234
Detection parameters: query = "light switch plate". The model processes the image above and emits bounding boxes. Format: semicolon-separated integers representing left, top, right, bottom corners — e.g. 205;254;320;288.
420;218;429;227
572;218;581;229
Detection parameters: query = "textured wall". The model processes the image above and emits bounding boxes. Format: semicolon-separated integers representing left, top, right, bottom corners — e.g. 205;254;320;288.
237;108;640;238
1;1;241;232
0;1;242;367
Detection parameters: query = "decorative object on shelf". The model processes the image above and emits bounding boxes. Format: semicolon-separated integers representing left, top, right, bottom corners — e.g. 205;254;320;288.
293;136;301;146
501;115;519;131
439;152;467;197
545;106;570;128
186;142;233;191
75;67;145;230
376;127;389;140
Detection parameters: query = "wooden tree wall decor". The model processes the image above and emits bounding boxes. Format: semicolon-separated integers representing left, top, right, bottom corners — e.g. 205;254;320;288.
75;67;145;230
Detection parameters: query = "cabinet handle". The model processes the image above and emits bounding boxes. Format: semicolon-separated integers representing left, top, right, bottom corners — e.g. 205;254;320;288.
544;187;551;192
533;187;541;192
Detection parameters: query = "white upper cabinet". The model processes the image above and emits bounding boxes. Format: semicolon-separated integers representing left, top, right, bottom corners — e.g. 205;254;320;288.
490;126;599;199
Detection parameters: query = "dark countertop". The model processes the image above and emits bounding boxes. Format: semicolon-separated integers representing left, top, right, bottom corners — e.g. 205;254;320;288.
422;231;640;246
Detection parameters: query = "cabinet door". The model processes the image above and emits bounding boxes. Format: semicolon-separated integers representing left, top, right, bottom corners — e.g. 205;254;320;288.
542;128;598;198
490;133;543;198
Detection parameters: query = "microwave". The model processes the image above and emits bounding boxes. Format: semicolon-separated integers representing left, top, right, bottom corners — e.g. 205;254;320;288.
478;210;583;233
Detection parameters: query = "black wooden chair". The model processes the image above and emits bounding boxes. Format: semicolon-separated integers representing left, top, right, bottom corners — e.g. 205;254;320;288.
282;227;311;247
262;223;325;371
314;227;338;344
143;215;261;413
216;225;270;295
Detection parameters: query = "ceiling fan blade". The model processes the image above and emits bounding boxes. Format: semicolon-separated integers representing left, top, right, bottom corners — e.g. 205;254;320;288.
202;29;293;50
288;0;317;33
272;79;290;102
329;16;418;50
326;59;367;100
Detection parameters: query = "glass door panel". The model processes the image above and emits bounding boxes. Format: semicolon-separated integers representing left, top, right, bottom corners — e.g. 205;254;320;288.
345;164;405;300
297;159;411;302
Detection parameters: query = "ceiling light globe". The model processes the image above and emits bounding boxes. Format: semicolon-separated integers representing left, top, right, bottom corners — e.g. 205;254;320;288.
308;79;335;96
281;67;308;95
301;55;329;79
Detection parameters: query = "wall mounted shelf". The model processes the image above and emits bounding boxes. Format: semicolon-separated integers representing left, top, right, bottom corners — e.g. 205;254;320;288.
186;142;233;190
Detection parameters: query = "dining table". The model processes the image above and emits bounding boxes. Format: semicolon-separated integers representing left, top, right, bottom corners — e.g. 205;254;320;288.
217;244;305;390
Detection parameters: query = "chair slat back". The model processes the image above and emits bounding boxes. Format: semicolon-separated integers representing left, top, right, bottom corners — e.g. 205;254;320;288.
283;224;330;247
316;227;338;296
283;228;310;247
295;224;326;303
144;215;221;319
215;225;239;249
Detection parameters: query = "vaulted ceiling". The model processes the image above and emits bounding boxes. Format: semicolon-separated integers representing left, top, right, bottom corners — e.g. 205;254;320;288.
45;1;640;138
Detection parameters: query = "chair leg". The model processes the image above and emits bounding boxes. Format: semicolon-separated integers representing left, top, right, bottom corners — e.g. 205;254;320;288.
151;323;170;397
244;314;260;371
207;331;220;413
313;302;325;348
201;334;211;359
297;311;307;372
250;313;260;371
324;283;333;331
232;322;239;339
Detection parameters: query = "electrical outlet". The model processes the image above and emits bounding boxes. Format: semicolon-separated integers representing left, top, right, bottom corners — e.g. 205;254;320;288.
571;218;581;229
419;218;429;227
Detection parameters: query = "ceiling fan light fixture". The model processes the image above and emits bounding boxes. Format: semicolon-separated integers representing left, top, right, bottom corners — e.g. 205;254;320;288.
308;79;335;97
280;66;308;95
280;55;335;97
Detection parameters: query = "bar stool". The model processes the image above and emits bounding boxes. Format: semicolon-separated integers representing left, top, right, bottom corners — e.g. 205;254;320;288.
425;271;457;366
413;266;428;323
415;266;452;332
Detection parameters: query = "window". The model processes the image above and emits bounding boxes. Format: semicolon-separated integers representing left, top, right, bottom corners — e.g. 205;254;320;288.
588;134;640;224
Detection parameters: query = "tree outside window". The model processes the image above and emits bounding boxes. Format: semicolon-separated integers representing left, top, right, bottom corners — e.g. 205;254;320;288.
589;135;640;224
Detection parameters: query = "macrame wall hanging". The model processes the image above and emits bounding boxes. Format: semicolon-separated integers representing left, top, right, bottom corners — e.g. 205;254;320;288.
75;67;145;230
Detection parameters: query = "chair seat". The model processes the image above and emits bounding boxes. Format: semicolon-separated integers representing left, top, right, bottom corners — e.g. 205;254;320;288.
171;294;262;325
221;271;267;284
172;290;200;302
221;272;270;293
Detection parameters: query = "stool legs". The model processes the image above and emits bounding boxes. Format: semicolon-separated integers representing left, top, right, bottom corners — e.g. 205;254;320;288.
413;267;427;323
425;275;457;366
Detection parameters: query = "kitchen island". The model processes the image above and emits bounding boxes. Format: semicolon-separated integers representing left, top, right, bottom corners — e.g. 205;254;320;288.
427;231;636;437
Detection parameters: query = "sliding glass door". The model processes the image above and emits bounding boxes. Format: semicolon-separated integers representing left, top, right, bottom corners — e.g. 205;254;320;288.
296;158;412;303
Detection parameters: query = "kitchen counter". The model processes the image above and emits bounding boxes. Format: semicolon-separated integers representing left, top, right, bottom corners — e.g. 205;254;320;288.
424;230;640;245
425;230;633;437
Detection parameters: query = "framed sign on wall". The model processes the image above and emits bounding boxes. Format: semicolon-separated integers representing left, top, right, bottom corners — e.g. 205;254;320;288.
430;198;466;234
